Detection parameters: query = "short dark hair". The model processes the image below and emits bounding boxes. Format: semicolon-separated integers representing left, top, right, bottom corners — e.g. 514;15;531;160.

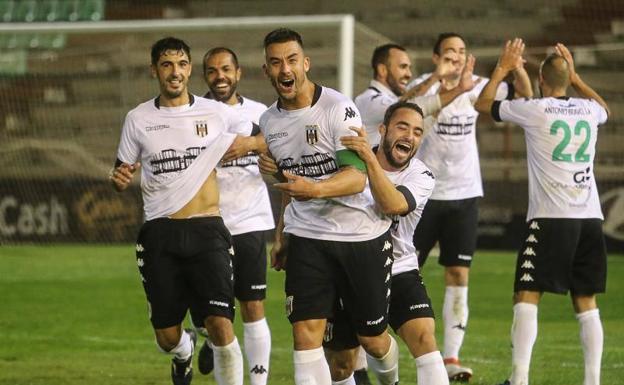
372;44;406;77
263;28;304;49
433;32;465;55
203;47;239;75
541;54;571;89
151;37;191;65
383;101;424;127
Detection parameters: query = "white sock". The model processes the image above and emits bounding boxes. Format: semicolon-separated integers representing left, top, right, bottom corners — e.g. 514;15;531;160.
244;318;271;385
510;303;538;385
333;373;356;385
293;347;331;385
213;337;244;385
415;351;449;385
168;329;193;361
577;309;603;385
366;335;399;385
443;286;469;360
355;346;368;370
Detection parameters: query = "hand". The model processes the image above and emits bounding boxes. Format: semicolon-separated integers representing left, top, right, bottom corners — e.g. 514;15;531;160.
273;171;318;201
109;162;140;192
270;233;288;271
435;51;463;80
222;135;252;163
554;42;577;83
497;38;525;73
458;54;476;92
340;126;375;163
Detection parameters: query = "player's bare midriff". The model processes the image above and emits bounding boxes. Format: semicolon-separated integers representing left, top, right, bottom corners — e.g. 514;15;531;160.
169;170;221;219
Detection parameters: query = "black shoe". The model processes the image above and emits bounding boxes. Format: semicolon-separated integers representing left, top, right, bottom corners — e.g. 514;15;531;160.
353;368;373;385
496;381;510;385
197;340;215;375
171;329;197;385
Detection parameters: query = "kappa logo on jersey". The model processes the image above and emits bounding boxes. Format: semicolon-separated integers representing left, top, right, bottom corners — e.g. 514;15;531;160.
526;234;538;243
521;260;535;269
520;273;534;282
305;125;319;145
344;106;358;121
382;240;392;251
523;247;536;256
250;365;268;375
421;170;435;179
194;120;208;137
529;221;540;230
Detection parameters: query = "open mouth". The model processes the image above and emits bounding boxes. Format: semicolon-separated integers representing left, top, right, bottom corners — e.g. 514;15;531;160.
395;141;412;155
279;79;295;88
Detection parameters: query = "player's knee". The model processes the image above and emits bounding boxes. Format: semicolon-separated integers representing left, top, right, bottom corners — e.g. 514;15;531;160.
326;349;357;381
445;266;469;286
358;333;389;358
240;300;265;322
155;330;181;352
203;315;235;346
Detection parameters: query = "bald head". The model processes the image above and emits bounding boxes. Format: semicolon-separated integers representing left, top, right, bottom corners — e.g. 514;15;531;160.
541;54;570;90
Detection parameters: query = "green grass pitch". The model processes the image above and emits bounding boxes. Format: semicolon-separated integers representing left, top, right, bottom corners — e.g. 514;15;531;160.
0;245;622;385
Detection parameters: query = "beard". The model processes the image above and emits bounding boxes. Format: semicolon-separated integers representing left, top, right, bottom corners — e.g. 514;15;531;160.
387;76;406;97
382;137;411;169
209;78;238;103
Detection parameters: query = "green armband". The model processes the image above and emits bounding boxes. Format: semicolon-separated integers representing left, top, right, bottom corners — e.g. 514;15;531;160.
336;149;367;173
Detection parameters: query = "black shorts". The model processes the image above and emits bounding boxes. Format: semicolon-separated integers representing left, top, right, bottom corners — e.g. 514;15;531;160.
285;231;393;337
514;218;607;296
232;231;268;301
413;198;478;268
136;217;235;329
324;269;434;351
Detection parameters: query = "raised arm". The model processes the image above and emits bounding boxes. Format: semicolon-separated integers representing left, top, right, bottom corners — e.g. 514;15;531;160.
556;43;610;115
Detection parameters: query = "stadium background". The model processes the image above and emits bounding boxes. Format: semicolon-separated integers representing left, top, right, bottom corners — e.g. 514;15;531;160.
1;2;624;385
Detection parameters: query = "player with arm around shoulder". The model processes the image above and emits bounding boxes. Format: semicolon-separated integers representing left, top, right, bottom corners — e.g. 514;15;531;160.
475;40;609;385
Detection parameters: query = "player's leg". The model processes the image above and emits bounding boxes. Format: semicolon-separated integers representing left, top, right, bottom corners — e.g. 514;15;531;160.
570;219;607;385
337;231;398;385
231;231;271;385
286;235;336;384
187;217;243;385
323;302;361;385
390;270;448;385
136;218;198;385
438;198;477;381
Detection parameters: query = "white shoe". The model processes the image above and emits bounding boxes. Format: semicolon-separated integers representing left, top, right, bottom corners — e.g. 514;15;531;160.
444;358;473;382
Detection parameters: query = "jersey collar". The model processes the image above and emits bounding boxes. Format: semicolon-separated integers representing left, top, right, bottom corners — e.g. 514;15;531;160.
154;93;195;109
276;83;322;111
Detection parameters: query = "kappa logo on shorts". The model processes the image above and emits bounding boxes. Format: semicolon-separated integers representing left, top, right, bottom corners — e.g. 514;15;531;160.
251;284;267;290
458;254;472;261
529;221;540;230
523;247;536;256
520;273;534;282
384;257;393;267
136;243;144;252
140;273;146;283
526;234;538;243
409;303;430;310
385;273;391;283
285;295;294;316
146;301;152;319
387;288;391;298
228;246;235;255
137;258;144;267
366;316;384;326
382;240;392;251
521;260;535;269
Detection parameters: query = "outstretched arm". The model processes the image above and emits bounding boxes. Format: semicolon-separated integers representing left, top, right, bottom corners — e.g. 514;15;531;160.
556;43;610;115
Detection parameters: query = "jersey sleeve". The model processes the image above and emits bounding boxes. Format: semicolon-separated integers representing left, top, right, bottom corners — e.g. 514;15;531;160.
590;100;608;125
397;166;435;215
470;78;511;104
222;103;253;136
356;93;393;130
330;99;363;151
493;98;538;128
116;112;140;164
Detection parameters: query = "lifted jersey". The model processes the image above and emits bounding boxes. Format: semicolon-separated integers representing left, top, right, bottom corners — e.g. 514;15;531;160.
408;74;511;200
216;96;274;235
355;80;441;147
117;95;251;220
260;85;391;241
385;158;435;275
494;96;607;220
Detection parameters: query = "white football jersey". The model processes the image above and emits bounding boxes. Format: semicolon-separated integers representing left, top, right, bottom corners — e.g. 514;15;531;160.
117;95;251;220
215;96;274;235
354;79;441;147
408;74;511;200
494;96;607;220
382;158;435;275
260;85;391;241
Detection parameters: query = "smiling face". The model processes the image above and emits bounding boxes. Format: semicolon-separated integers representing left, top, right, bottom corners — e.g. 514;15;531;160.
383;48;412;96
380;107;424;170
204;51;241;105
151;49;191;106
263;40;310;107
433;36;467;80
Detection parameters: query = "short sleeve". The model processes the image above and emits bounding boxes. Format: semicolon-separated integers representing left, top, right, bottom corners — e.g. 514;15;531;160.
496;99;538;127
398;167;435;215
330;99;363;151
116;113;140;164
591;100;608;125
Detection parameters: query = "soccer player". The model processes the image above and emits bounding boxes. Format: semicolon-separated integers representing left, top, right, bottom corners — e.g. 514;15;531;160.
475;40;609;385
258;28;396;385
191;47;273;385
406;32;533;382
322;101;449;385
354;43;477;147
109;37;253;385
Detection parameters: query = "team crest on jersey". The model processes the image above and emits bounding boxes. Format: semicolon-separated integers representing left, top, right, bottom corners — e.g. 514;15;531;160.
305;125;319;145
195;120;208;137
